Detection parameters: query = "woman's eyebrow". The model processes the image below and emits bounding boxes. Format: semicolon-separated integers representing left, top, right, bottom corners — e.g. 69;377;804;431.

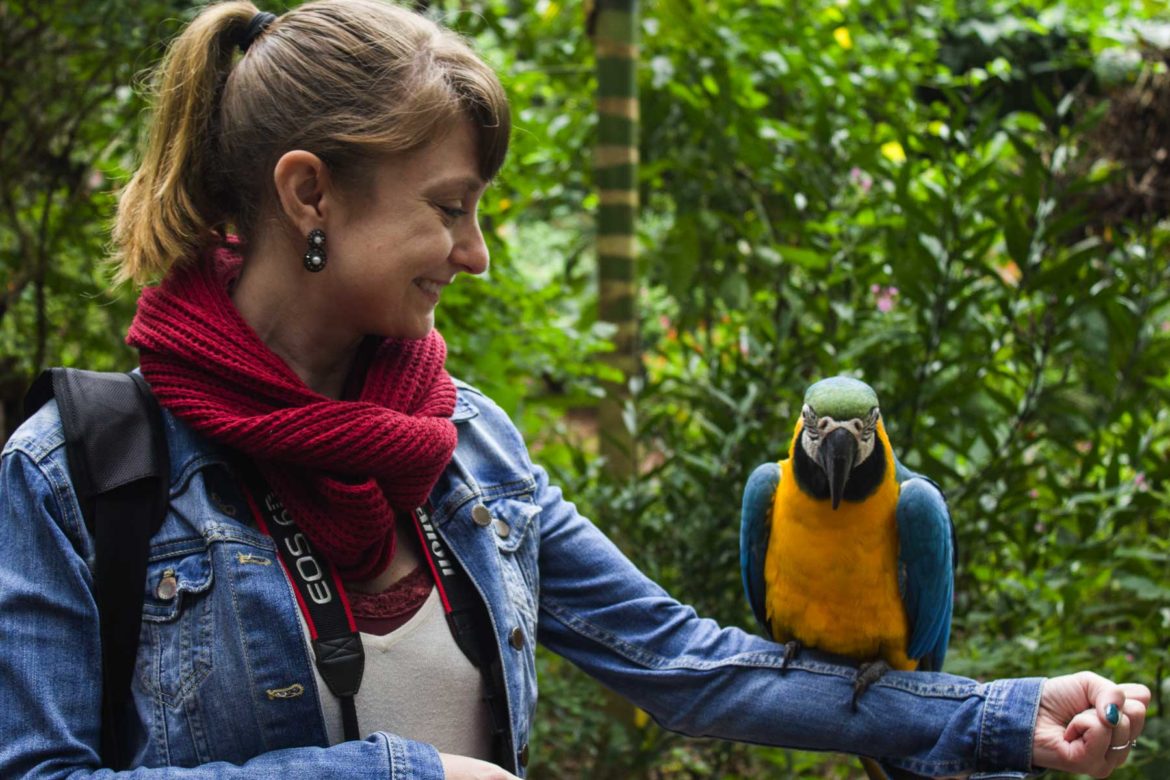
423;175;485;194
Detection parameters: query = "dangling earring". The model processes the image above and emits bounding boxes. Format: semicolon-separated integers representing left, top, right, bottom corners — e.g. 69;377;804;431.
304;229;327;272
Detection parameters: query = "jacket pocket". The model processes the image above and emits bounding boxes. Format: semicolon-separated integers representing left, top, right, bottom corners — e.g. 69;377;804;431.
138;542;215;706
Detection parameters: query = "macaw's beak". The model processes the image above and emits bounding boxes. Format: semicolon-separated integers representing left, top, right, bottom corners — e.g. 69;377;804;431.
818;427;857;510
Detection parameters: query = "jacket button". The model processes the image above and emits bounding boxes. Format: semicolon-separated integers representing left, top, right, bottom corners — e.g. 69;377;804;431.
471;505;492;527
518;742;529;768
492;519;511;538
509;626;524;650
156;570;178;600
208;490;237;517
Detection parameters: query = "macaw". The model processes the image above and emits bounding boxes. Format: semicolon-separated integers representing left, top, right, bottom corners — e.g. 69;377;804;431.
739;377;955;709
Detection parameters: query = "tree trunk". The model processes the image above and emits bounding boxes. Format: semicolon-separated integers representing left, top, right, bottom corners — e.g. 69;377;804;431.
592;0;640;479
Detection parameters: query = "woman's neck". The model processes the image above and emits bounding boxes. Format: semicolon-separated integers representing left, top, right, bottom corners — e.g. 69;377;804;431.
230;237;361;400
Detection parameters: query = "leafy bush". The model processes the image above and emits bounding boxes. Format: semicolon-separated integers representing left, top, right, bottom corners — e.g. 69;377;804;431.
450;1;1170;777
4;0;1167;777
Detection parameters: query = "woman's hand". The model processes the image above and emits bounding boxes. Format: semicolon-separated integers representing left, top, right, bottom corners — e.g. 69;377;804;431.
439;753;522;780
1031;671;1151;778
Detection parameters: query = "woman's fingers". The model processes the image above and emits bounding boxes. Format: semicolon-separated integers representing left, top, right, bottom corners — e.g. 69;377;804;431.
438;752;522;780
1063;670;1129;729
1033;674;1150;778
1124;696;1148;742
1101;698;1149;776
1119;682;1152;706
1102;710;1135;777
1052;708;1131;778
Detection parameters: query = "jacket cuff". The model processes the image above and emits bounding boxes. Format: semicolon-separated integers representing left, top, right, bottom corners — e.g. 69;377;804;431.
973;676;1045;778
383;732;444;780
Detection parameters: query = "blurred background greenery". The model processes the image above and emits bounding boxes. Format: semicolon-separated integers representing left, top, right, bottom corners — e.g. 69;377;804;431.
2;0;1167;777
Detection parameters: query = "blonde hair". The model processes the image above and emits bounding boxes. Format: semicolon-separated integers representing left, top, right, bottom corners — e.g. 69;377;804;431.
113;0;510;284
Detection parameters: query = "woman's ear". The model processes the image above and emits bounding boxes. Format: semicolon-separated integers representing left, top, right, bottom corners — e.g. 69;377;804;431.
272;150;335;235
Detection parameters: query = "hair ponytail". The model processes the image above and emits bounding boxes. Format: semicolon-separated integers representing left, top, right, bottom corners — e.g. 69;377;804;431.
114;0;509;286
113;2;259;285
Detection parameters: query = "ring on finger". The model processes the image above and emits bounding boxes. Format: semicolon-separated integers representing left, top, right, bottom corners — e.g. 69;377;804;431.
1109;739;1138;752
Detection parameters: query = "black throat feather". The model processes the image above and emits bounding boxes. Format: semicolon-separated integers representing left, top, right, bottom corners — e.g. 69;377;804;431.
793;434;887;503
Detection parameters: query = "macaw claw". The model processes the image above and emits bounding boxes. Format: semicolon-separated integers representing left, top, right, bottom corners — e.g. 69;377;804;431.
780;640;803;671
852;659;892;711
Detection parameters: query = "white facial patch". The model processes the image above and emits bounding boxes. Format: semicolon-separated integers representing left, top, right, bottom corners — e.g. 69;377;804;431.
800;405;880;465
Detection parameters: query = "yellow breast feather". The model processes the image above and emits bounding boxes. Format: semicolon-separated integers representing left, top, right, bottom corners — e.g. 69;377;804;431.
763;421;916;670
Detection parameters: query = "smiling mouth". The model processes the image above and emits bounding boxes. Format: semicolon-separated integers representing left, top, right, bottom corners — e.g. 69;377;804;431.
414;279;445;299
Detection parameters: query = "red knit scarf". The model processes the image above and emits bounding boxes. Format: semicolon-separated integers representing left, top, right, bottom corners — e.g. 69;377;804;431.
126;245;458;582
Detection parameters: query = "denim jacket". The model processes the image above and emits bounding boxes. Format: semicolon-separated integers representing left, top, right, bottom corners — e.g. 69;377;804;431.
0;378;1042;779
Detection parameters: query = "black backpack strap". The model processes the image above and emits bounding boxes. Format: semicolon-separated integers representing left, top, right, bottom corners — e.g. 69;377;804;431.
24;368;170;770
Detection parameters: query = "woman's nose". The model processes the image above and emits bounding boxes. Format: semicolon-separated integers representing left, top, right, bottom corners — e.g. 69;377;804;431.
453;219;489;276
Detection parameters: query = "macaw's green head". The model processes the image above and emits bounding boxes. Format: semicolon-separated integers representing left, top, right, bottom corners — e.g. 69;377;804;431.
799;377;882;509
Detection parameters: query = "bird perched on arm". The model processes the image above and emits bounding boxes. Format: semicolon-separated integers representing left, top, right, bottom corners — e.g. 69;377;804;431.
739;377;955;705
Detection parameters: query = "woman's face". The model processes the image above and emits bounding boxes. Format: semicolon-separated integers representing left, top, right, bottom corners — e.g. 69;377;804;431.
324;120;489;341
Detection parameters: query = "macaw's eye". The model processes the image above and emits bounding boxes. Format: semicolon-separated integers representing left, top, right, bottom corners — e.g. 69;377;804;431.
802;406;819;437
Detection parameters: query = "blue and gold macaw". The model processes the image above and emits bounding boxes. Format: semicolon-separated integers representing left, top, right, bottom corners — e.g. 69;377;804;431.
740;377;955;708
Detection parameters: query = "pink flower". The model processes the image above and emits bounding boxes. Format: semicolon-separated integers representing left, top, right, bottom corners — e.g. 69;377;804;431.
1134;472;1148;491
850;166;873;194
872;284;898;313
1033;522;1046;534
1028;489;1039;499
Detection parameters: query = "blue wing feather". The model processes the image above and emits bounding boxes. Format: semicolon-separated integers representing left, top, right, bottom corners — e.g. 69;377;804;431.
895;468;955;672
740;462;780;637
893;457;917;485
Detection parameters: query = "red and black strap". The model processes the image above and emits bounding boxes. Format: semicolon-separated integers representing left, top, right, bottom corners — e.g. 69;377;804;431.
236;461;512;766
238;462;364;742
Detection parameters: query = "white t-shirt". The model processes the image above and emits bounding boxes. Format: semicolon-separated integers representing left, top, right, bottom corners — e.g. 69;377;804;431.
312;587;494;758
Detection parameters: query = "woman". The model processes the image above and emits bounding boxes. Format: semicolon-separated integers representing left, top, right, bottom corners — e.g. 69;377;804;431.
0;1;1149;778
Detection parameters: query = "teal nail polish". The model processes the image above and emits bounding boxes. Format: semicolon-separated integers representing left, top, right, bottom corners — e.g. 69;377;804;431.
1105;703;1120;726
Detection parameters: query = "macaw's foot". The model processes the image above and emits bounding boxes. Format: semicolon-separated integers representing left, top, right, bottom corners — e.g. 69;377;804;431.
780;640;803;671
852;660;892;711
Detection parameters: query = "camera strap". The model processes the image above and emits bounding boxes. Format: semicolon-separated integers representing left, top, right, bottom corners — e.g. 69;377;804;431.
237;461;511;760
410;502;513;761
237;462;364;743
411;503;485;666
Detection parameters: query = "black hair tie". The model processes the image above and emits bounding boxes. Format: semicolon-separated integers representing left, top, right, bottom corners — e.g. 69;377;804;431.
239;11;277;53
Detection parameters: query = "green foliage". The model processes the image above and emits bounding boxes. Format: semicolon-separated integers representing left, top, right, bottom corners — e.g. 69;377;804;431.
455;0;1170;776
0;0;190;432
433;0;616;463
4;0;1169;777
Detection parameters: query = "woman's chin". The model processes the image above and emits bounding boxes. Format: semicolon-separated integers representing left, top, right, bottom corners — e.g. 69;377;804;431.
379;317;435;342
